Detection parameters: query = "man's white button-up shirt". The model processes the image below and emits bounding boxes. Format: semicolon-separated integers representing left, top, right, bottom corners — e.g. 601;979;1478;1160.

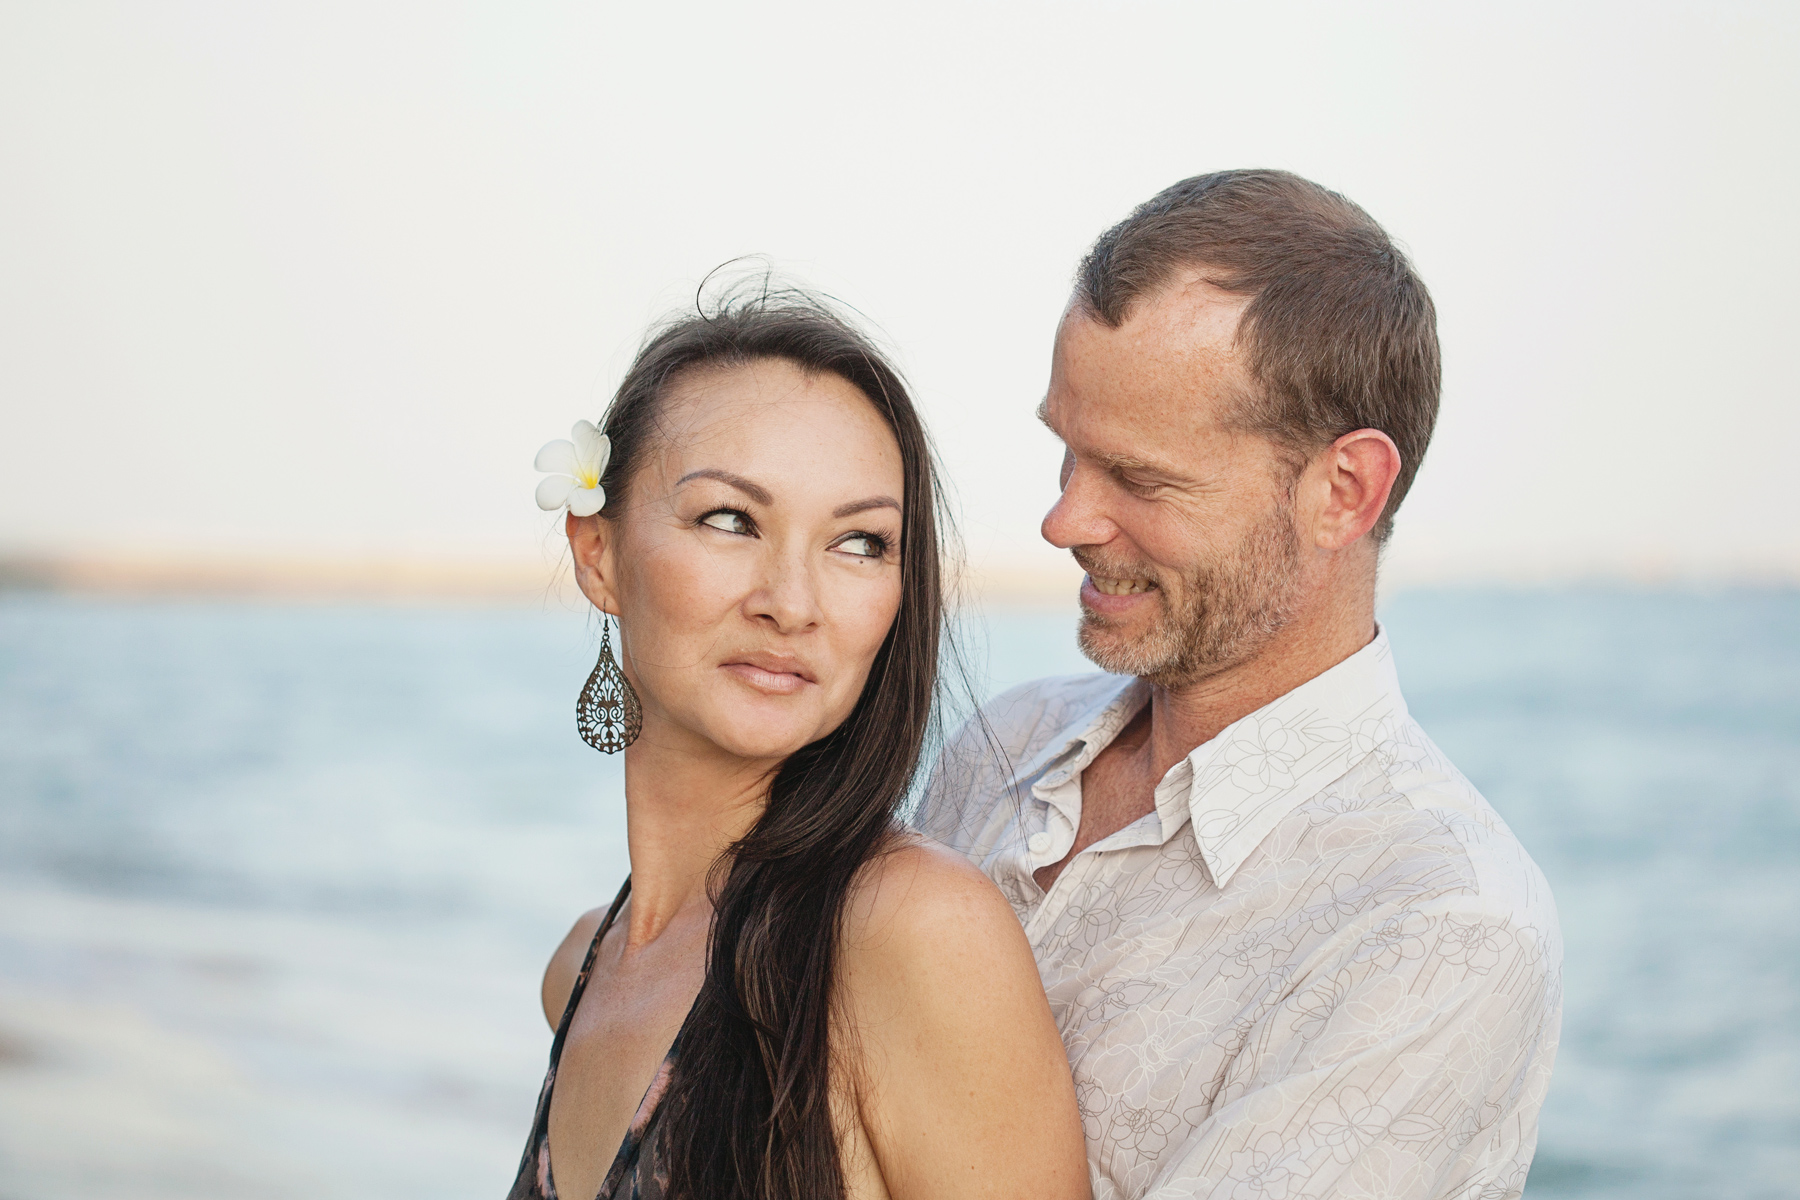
918;632;1562;1200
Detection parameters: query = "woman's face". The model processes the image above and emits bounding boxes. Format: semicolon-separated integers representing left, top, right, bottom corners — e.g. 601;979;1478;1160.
576;359;906;764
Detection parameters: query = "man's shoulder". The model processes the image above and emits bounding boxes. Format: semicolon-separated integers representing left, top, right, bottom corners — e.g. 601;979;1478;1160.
1293;714;1559;934
977;670;1133;749
918;671;1131;848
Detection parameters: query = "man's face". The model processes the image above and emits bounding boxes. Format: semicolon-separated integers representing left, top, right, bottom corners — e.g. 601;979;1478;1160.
1039;276;1308;687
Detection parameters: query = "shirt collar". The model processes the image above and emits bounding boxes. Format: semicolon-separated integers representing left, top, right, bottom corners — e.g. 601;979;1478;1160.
1002;673;1145;796
1004;629;1408;889
1180;629;1407;887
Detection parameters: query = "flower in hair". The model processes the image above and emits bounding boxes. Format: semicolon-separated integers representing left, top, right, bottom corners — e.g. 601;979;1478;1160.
534;420;611;516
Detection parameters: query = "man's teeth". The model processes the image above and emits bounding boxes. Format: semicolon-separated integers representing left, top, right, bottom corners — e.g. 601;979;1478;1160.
1091;576;1155;596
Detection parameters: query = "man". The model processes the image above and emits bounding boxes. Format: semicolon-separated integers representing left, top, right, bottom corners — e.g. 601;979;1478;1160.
921;170;1560;1199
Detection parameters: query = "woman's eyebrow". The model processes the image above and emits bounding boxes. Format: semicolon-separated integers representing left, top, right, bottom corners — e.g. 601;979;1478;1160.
676;468;772;505
833;496;901;519
678;470;897;519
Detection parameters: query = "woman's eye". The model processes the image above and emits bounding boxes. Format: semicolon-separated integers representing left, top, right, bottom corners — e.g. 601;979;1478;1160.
836;533;888;559
700;509;754;536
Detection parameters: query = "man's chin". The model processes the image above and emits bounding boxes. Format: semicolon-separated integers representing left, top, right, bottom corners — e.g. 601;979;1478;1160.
1078;615;1172;679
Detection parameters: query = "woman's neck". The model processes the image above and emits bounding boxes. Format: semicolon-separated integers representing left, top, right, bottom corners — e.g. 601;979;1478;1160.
617;724;776;948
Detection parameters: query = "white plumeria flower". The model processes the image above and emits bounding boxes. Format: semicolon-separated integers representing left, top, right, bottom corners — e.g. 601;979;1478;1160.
534;420;612;517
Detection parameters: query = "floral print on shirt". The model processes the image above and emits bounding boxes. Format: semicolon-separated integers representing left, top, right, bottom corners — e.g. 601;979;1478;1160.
918;632;1562;1200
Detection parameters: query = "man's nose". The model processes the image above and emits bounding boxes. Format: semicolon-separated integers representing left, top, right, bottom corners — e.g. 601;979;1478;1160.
1041;463;1121;550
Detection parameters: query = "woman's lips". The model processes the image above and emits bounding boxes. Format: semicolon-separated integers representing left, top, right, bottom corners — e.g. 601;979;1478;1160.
720;652;817;696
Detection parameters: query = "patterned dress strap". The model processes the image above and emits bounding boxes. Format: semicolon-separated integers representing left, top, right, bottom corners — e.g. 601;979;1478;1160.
552;877;633;1043
506;877;633;1200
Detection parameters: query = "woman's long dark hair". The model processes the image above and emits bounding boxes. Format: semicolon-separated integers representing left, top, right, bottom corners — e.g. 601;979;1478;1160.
595;278;954;1199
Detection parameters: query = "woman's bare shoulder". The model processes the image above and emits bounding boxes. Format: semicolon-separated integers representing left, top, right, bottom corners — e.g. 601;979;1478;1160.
839;834;1035;999
837;839;1090;1197
540;905;609;1030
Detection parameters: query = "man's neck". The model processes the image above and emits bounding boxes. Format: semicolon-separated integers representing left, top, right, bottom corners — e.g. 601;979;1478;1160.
1033;581;1375;893
1143;599;1378;784
1036;590;1368;892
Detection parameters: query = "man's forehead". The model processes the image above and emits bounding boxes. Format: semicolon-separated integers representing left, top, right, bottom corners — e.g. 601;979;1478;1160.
1061;273;1250;360
1048;276;1255;442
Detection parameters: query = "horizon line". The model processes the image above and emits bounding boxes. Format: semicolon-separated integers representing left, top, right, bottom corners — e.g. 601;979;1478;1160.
1;551;1797;607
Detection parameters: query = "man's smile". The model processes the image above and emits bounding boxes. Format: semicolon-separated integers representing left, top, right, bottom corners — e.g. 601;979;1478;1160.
1087;574;1157;596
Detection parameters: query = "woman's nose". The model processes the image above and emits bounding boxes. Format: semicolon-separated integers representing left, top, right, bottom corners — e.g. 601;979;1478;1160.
747;550;823;633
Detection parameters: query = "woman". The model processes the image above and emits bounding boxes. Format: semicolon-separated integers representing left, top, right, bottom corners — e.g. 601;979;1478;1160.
512;288;1089;1200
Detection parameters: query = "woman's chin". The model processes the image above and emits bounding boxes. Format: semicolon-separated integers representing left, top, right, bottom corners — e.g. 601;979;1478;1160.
693;708;828;763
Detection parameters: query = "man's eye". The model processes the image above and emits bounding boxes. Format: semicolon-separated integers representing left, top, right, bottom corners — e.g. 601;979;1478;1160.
835;533;888;559
700;509;754;536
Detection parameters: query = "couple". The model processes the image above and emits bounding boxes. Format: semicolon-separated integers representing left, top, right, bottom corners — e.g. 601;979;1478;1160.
510;170;1562;1200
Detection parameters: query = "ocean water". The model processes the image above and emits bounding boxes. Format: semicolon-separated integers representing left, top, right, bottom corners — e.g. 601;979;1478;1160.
0;589;1794;1198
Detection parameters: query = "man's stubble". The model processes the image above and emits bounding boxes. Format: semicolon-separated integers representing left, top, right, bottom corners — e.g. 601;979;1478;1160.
1074;498;1305;689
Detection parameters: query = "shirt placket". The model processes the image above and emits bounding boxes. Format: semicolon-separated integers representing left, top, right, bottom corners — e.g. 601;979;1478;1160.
1019;766;1082;943
1006;680;1153;942
1020;765;1195;946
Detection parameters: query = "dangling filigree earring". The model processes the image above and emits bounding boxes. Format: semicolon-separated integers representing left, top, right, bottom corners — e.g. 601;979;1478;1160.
576;615;641;753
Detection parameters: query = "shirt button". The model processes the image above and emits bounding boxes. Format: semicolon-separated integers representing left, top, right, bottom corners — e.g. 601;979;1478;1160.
1028;831;1053;855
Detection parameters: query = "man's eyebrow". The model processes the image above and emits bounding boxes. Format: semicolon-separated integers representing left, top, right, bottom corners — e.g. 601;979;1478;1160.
676;468;773;506
1087;448;1196;482
833;496;901;519
1092;450;1163;473
1037;401;1182;476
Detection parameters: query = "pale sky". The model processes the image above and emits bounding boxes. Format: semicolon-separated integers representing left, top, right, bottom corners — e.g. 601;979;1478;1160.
2;1;1796;585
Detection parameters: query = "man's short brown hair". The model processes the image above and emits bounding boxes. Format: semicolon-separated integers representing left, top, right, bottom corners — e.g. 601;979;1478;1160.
1076;169;1440;543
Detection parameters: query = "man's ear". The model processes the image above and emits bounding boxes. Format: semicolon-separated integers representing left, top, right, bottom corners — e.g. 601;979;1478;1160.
566;510;621;615
1309;429;1402;551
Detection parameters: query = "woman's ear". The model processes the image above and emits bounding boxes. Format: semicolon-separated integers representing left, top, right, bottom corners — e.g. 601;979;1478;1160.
567;510;621;616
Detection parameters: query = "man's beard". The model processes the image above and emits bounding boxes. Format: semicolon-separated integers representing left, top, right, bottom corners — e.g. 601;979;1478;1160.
1075;500;1305;688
